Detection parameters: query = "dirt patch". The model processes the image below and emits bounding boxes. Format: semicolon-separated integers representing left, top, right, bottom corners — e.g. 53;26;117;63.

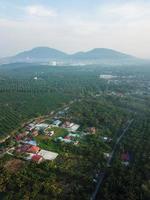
4;159;25;173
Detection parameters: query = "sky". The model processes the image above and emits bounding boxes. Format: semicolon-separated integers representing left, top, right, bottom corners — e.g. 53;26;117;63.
0;0;150;58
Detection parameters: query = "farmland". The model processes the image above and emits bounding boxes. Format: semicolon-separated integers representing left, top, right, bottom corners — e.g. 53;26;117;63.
1;63;150;138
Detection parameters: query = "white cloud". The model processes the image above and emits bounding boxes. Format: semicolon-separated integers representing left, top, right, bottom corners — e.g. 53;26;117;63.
97;2;150;22
26;5;57;17
0;2;150;58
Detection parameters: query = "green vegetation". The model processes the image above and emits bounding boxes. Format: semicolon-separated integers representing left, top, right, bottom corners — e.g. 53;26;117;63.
0;63;150;199
0;63;107;137
35;127;68;152
98;116;150;200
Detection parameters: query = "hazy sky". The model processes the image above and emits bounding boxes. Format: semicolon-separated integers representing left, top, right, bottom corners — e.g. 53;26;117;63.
0;0;150;58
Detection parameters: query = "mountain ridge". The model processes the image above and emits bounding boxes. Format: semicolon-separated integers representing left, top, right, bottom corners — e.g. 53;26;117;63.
0;47;145;65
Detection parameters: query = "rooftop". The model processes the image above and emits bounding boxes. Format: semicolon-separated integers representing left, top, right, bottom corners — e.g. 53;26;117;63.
38;149;58;160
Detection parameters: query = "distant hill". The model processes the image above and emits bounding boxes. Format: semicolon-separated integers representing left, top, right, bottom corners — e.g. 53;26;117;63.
0;47;146;65
71;48;133;59
70;48;140;65
1;47;68;63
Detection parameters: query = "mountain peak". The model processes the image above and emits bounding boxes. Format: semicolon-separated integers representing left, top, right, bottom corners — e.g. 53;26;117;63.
13;47;68;61
29;46;59;51
71;48;134;60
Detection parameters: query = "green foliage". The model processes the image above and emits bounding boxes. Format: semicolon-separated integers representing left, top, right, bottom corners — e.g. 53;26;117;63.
0;63;150;199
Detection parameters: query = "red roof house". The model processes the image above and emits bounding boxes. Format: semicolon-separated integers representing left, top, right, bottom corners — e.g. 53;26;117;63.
121;152;130;161
32;155;43;163
27;146;40;153
64;136;71;140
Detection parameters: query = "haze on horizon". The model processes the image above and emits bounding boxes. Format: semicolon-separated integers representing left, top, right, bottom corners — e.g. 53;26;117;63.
0;0;150;59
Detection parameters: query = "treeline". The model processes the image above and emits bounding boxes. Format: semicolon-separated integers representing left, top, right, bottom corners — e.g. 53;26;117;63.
97;116;150;200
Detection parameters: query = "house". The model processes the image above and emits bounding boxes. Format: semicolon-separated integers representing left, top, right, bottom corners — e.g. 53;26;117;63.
62;138;72;143
16;144;31;153
101;136;112;143
27;145;40;154
74;141;79;145
66;133;81;142
104;152;110;158
122;161;129;166
99;74;117;80
38;150;58;160
121;152;130;161
62;121;72;128
88;127;96;134
68;133;80;138
15;132;28;141
24;140;37;146
64;107;69;111
121;152;130;166
32;130;39;136
57;111;65;116
31;154;43;164
52;120;62;127
101;136;109;142
48;131;55;137
116;92;124;97
57;137;72;143
63;122;80;132
64;136;71;140
35;123;49;130
27;123;36;131
68;124;80;132
25;153;35;160
82;132;90;136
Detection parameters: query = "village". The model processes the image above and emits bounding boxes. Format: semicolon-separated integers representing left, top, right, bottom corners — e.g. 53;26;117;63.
1;106;110;165
0;103;131;169
0;97;134;200
0;99;132;177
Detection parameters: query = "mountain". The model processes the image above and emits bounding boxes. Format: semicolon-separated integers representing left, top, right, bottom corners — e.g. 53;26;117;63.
0;47;68;64
0;47;145;65
70;48;139;65
71;48;133;60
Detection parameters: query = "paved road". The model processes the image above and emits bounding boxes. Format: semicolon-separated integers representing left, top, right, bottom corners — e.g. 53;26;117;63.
91;119;134;200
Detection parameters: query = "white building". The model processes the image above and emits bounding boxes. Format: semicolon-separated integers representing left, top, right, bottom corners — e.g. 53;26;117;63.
68;124;80;132
38;150;58;160
35;123;49;130
99;74;117;80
